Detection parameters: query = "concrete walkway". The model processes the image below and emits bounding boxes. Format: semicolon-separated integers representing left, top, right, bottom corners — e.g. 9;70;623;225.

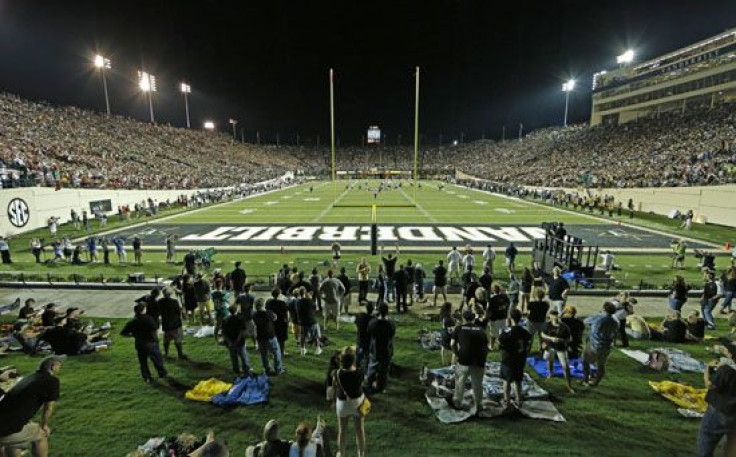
0;287;696;319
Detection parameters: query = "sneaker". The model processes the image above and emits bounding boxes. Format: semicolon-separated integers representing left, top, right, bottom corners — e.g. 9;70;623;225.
300;347;307;356
315;346;323;355
277;367;286;375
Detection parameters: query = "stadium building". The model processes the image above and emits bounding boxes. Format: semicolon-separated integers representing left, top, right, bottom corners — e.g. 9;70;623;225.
590;28;736;126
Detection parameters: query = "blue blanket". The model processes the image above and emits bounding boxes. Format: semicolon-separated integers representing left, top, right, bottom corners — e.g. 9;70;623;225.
212;374;270;406
526;357;593;379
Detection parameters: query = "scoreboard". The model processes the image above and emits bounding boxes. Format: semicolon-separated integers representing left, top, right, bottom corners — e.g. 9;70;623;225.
367;126;381;144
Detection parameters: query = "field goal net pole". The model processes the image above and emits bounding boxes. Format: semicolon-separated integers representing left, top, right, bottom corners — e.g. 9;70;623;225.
330;68;337;203
371;204;378;255
413;66;420;203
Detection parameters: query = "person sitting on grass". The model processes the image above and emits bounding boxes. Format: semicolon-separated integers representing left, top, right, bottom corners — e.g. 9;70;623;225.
39;322;110;356
650;311;700;343
526;287;550;353
625;309;652;340
582;302;619;387
188;430;229;457
289;420;326;457
498;309;532;411
245;419;291;457
687;310;707;342
18;299;39;322
541;309;575;394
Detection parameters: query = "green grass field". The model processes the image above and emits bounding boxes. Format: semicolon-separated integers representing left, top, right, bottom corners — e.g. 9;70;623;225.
1;180;733;456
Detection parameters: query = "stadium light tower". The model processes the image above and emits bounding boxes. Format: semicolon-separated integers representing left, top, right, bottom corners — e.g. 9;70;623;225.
561;79;576;127
616;49;635;66
94;54;111;117
203;121;215;130
138;70;157;123
180;82;191;128
229;118;238;139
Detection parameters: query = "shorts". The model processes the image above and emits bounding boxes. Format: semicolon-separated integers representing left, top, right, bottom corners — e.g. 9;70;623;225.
490;319;505;338
164;328;183;343
301;323;322;343
448;262;458;272
324;300;340;319
336;394;365;418
198;300;214;313
583;344;611;367
244;320;256;339
0;422;44;447
433;285;447;294
500;361;525;382
543;348;569;366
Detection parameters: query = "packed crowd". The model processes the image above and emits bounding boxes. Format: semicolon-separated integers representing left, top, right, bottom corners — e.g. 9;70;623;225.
0;93;299;189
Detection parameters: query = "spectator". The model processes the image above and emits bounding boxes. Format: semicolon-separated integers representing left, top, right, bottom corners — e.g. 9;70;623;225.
432;260;448;307
541;309;575;394
120;303;168;383
265;288;290;357
486;284;510;350
447;247;462;281
356;258;371;302
333;348;366;457
222;305;253;376
504;243;518;272
253;298;284;376
392;265;409;314
354;302;374;373
697;341;736;457
702;272;720;330
548;267;570;315
482;243;496;274
158;288;187;360
498;309;532;411
319;269;345;331
381;252;398;303
297;287;323;356
527;288;550;352
365;303;395;394
668;275;691;312
450;309;488;414
373;265;387;308
582;302;619;387
336;267;352;314
230;261;247;295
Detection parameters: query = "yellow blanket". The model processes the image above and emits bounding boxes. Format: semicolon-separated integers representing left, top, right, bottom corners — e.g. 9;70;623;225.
649;380;707;413
185;378;233;402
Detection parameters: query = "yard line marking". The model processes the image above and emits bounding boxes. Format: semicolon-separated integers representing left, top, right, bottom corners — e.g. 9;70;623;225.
398;187;437;223
312;187;351;223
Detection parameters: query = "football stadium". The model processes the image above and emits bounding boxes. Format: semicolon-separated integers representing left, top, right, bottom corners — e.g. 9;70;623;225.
0;2;735;457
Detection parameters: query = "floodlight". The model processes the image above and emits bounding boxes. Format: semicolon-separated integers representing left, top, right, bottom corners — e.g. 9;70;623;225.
562;79;576;92
138;71;157;93
204;121;215;130
94;54;110;69
616;49;635;64
180;83;191;93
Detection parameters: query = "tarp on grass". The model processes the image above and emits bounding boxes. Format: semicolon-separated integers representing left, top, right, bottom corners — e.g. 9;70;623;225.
526;356;592;379
212;374;270;406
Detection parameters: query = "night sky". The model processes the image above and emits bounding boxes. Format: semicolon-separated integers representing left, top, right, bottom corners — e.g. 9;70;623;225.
1;0;734;144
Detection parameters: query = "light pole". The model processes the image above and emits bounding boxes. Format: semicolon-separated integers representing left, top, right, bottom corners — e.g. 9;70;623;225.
138;71;157;123
561;79;576;127
94;54;111;117
616;49;635;67
180;83;191;128
229;119;237;139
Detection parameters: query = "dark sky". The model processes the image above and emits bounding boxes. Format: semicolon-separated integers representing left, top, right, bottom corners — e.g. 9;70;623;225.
1;0;734;144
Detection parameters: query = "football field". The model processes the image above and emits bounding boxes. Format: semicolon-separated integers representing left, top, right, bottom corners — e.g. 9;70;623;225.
114;180;710;252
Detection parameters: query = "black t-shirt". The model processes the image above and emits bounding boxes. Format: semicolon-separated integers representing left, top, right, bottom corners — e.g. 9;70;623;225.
18;306;34;320
158;297;182;331
663;319;687;343
452;324;489;367
542;321;571;351
479;273;493;291
337;273;351;293
41;326;87;355
703;281;718;299
236;293;256;320
184;253;196;272
405;265;416;284
688;319;706;339
335;369;364;400
465;283;480;302
548;277;569;300
120;314;159;344
253;310;276;341
433;265;448;287
265;299;289;326
41;309;57;327
0;370;60;436
392;269;408;286
296;298;316;327
355;312;373;348
527;300;550;323
132;239;141;250
368;318;396;359
487;293;510;321
383;257;397;276
561;316;584;355
230;268;246;288
222;314;246;344
706;365;736;416
498;325;532;366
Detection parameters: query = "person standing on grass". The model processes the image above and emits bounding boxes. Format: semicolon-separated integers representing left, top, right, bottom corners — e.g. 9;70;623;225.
581;302;619;387
702;272;720;330
319;269;345;331
194;274;212;325
373;265;388;308
355;302;374;373
668;275;691;313
541;309;575;394
212;280;231;344
297;287;323;356
447;247;462;282
450;309;488;414
229;261;247;295
112;235;126;263
392;264;409;314
121;304;168;383
520;267;533;314
156;288;186;360
697;341;736;457
222;305;253;376
253;298;284;376
404;260;416;306
499;309;532;411
482;243;496;275
356;258;371;303
331;241;342;267
548;267;569;315
432;260;448;307
333;349;366;457
527;288;550;353
337;267;352;314
487;284;510;350
165;235;176;263
0;355;63;457
505;242;518;273
265;288;290;357
719;267;736;315
382;252;398;302
366;303;395;394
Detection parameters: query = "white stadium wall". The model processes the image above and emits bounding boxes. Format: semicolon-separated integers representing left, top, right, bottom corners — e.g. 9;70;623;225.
582;185;736;228
1;187;202;236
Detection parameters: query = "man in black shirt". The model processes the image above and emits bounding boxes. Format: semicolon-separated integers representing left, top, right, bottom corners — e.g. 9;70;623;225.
392;265;409;314
354;302;375;373
229;261;247;294
697;341;736;456
41;303;57;327
382;253;398;302
18;298;37;321
450;310;488;413
405;260;416;306
479;267;493;294
296;287;322;356
265;288;289;356
183;250;197;275
221;306;253;375
498;309;532;410
139;288;162;326
158;288;186;360
336;267;352;314
253;298;284;375
366;304;396;393
561;306;585;359
541;309;575;394
0;355;62;456
548;267;570;315
120;304;167;382
487;285;510;349
432;260;448;307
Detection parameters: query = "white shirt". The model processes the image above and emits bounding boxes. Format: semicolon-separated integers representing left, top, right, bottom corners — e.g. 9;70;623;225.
482;248;496;261
462;253;475;268
600;253;614;268
447;250;462;264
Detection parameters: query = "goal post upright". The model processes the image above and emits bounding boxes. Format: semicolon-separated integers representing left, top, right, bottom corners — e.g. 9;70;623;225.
413;65;420;203
330;68;337;204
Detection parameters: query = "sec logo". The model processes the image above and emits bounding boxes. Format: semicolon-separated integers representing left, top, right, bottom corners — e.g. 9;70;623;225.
7;198;30;228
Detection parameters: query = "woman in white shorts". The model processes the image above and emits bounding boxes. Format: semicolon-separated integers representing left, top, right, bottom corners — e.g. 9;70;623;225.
333;348;366;457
